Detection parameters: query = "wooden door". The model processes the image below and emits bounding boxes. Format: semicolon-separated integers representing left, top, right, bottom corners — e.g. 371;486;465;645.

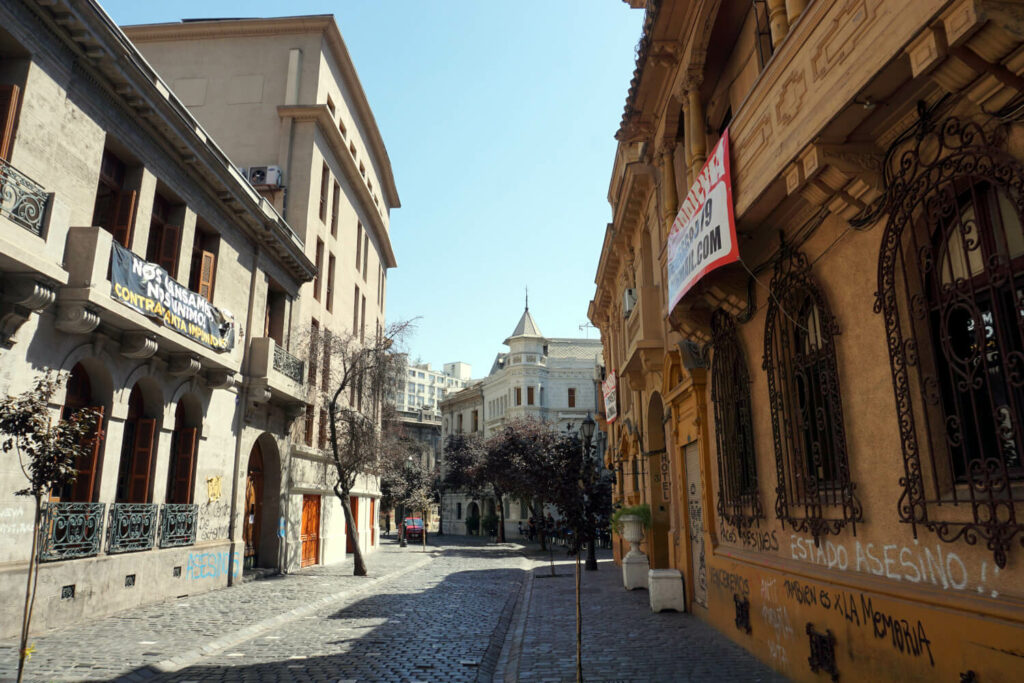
346;496;359;553
242;444;263;569
301;494;320;567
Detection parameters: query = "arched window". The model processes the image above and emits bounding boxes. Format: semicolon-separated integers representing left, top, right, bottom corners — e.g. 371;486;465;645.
876;116;1024;567
710;310;763;528
59;363;105;502
166;397;201;504
115;384;158;503
763;245;861;543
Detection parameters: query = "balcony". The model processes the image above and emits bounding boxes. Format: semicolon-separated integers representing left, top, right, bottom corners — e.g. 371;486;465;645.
248;336;306;408
159;503;198;548
0;157;49;238
39;502;105;562
107;502;158;554
622;285;664;385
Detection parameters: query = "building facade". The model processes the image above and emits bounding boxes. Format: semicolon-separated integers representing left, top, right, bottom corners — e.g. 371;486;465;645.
123;15;400;567
440;307;603;537
396;359;471;414
590;0;1024;680
0;0;315;637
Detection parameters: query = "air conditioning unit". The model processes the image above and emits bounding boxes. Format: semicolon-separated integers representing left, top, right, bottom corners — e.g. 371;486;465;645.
248;165;283;187
623;288;637;318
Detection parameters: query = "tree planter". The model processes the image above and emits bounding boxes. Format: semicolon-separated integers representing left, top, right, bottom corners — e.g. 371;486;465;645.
618;513;649;590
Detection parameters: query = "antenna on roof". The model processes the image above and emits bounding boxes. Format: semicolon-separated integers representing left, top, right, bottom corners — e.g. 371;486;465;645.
578;322;596;338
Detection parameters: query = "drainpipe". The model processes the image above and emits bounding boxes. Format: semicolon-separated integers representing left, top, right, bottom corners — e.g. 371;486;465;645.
226;242;261;585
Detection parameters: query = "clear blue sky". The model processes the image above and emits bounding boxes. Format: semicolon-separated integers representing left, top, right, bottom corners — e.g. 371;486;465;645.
103;1;644;377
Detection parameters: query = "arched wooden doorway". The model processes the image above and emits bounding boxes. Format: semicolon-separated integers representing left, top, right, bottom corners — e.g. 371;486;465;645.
242;442;263;570
467;502;480;535
647;393;672;569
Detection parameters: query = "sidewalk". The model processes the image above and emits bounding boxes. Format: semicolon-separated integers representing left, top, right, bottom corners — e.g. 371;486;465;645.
498;545;787;683
0;538;432;682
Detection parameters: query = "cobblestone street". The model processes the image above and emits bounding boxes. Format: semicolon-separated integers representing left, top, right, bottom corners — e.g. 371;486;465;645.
0;539;784;682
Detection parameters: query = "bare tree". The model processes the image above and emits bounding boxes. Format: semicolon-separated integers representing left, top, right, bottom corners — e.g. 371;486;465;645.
0;374;98;682
309;320;411;576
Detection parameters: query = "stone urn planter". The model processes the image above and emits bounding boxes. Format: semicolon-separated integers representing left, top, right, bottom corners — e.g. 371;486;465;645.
617;513;650;590
620;514;645;557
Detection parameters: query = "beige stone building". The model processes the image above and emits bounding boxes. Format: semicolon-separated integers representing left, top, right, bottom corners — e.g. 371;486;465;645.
0;0;314;636
123;16;401;568
591;0;1024;680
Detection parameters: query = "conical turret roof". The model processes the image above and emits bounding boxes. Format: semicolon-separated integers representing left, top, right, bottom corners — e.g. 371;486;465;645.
509;307;542;338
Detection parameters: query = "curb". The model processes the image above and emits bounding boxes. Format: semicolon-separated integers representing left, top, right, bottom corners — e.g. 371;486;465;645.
114;553;434;681
493;554;539;683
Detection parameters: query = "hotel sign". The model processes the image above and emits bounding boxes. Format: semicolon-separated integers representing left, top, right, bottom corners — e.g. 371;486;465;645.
667;130;739;313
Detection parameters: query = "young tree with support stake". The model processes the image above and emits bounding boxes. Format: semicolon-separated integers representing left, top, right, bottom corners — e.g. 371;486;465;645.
0;374;99;683
313;320;410;576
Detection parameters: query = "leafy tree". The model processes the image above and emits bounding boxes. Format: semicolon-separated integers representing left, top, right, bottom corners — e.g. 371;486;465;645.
0;374;98;683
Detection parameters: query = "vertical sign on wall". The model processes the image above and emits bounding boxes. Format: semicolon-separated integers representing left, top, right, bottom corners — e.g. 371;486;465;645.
660;451;672;503
603;370;618;423
666;130;739;313
685;442;707;607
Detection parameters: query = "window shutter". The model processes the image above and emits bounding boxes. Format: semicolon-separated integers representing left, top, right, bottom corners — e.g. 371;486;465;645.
68;405;105;502
170;427;197;504
128;418;156;503
111;189;137;248
158;224;180;276
0;84;20;161
197;250;215;300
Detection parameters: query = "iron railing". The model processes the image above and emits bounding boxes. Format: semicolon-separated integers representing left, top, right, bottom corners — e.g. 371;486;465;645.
159;503;198;548
0;157;48;237
39;502;105;562
107;502;158;554
273;343;305;384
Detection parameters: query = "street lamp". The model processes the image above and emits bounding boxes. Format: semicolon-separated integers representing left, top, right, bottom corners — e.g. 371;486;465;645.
579;413;598;571
399;456;413;548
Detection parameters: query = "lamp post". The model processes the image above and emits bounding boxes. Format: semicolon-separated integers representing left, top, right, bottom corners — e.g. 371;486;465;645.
399;455;413;548
580;413;598;571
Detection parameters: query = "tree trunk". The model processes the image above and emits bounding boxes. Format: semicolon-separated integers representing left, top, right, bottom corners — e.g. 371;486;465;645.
531;501;547;552
421;507;427;552
340;493;367;576
18;496;41;683
496;492;506;543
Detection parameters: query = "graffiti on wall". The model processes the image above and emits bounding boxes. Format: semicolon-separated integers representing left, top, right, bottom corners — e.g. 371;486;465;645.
685;443;707;607
719;521;780;552
0;506;32;537
186;550;241;580
789;534;1002;597
761;578;794;670
708;566;749;597
197;499;230;542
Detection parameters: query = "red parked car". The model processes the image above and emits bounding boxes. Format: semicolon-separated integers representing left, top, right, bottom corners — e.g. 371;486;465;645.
403;517;424;542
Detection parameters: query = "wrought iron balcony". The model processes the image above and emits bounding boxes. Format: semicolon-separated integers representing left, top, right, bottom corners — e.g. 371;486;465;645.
273;343;305;384
107;502;158;554
159;503;198;548
0;157;49;237
39;502;105;562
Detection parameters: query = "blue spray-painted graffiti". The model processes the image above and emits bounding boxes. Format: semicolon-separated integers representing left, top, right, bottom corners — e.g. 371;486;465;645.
185;550;241;580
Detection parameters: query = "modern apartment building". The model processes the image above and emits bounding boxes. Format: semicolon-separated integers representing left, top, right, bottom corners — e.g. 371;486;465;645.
397;359;471;414
0;0;315;636
123;15;400;568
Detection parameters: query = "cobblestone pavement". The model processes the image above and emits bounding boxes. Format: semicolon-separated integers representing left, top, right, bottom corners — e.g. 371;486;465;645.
2;538;787;682
498;546;787;683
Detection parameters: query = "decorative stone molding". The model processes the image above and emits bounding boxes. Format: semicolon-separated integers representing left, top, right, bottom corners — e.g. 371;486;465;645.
206;369;236;391
120;331;158;359
167;353;201;377
786;143;883;220
54;303;100;334
0;276;55;343
284;402;307;420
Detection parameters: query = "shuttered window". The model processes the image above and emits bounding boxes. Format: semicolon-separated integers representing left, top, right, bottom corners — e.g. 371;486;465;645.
0;84;21;161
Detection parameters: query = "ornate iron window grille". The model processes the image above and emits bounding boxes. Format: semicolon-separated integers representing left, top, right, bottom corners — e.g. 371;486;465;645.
38;502;105;562
763;244;862;543
711;309;765;529
806;623;839;681
273;343;305;384
159;503;198;548
874;115;1024;568
107;502;158;554
0;157;48;237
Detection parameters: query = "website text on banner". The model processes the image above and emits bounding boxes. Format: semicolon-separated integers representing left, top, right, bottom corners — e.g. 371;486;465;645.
603;370;618;424
666;129;739;313
110;242;236;352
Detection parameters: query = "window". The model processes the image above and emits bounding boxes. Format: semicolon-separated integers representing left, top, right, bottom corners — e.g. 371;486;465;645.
326;95;336;115
304;404;314;446
146;193;183;276
456;502;462;520
326;254;336;312
189;223;218;301
764;245;860;543
0;84;21;161
355;223;362;268
349;141;357;157
515;387;522;406
457;414;463;433
353;285;360;337
527;387;534;405
167;397;200;504
264;281;287;346
314;239;324;301
568;388;576;408
876;120;1024;567
92;149;136;247
361;294;366;342
318;408;328;450
308;319;319;385
322;330;332;388
58;363;106;502
339;119;347;138
331;181;340;237
319;163;329;222
359;162;366;177
362;234;369;280
710;310;763;529
472;410;479;433
116;384;158;503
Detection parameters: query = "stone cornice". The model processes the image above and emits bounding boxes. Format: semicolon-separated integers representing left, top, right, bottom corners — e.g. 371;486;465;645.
279;104;397;269
122;15;400;211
